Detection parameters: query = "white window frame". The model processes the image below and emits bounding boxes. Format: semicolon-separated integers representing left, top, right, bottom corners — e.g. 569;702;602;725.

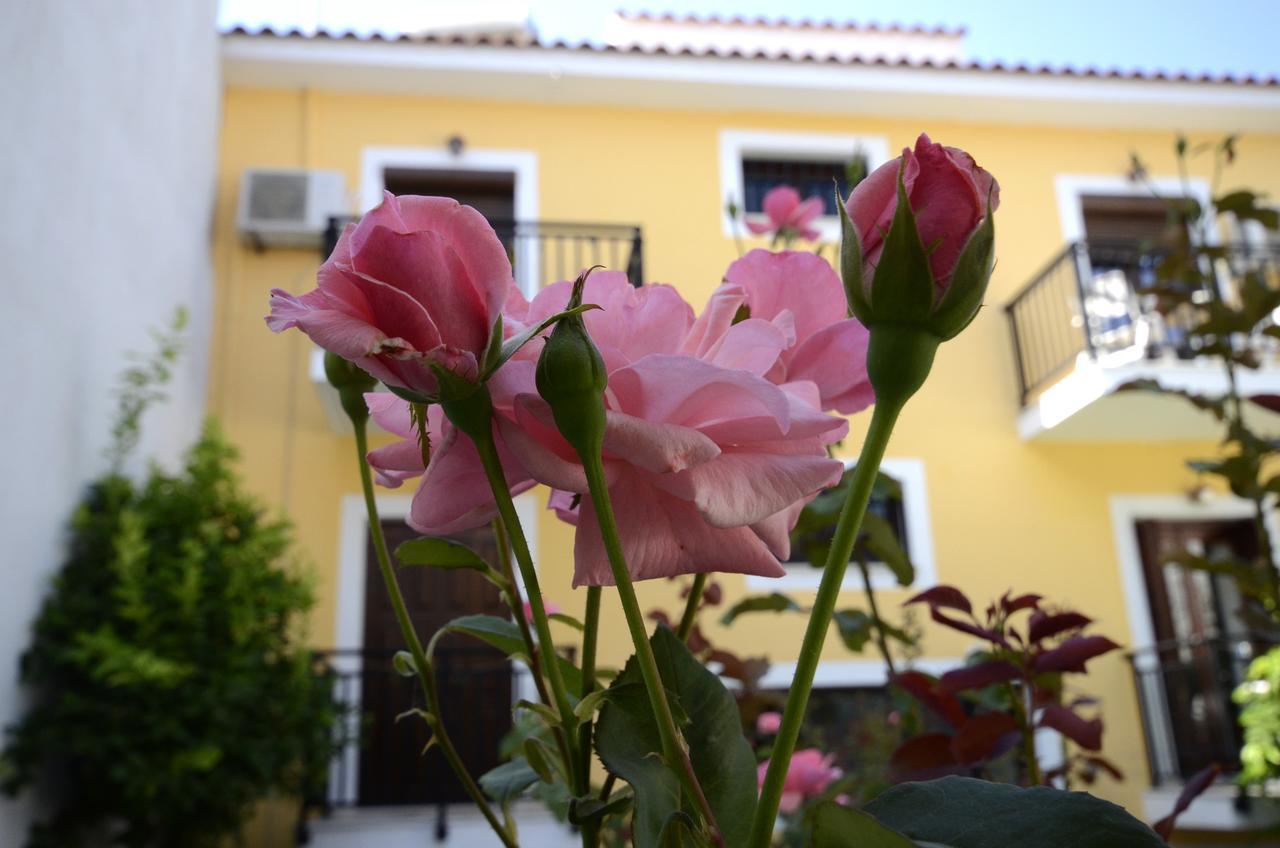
328;491;541;806
718;129;890;242
359;145;541;297
747;457;937;593
1053;173;1213;244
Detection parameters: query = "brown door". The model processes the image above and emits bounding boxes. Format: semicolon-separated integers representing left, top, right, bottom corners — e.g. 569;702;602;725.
1134;518;1255;778
358;520;513;806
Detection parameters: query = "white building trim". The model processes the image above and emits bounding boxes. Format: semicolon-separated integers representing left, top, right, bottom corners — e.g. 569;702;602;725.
222;35;1280;132
747;457;937;593
359;145;541;296
717;129;889;240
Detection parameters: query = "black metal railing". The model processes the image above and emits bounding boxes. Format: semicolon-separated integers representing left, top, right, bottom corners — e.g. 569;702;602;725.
1004;241;1280;405
324;217;645;288
297;647;530;844
1127;634;1278;787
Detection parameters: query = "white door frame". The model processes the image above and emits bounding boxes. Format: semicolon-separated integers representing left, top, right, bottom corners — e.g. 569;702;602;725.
359;145;541;297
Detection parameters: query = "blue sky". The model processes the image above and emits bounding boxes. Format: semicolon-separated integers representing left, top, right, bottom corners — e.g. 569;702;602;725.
531;0;1280;77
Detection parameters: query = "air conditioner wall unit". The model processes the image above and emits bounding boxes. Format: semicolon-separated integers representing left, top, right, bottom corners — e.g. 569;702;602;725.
237;169;347;249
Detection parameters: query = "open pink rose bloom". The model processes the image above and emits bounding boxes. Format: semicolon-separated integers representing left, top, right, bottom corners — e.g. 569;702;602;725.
757;748;842;814
315;212;874;587
267;191;512;397
746;185;825;242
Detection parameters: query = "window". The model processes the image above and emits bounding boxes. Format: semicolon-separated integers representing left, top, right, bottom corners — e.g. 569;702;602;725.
785;486;909;566
747;457;936;592
741;158;852;217
719;130;889;240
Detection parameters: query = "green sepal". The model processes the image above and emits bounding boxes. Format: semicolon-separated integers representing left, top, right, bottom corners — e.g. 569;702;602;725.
870;164;936;324
394;536;509;591
837;185;871;323
385;383;434;405
930;201;995;340
481;313;504;374
483;303;602;380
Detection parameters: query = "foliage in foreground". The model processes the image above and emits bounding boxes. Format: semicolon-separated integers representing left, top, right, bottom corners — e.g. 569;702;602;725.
1;423;337;848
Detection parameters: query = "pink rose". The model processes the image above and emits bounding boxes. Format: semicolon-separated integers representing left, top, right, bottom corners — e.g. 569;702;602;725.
685;250;873;414
846;133;999;294
524;599;562;623
363;381;535;535
756;711;783;735
267;192;513;397
757;748;842;814
503;272;848;587
746;185;825;243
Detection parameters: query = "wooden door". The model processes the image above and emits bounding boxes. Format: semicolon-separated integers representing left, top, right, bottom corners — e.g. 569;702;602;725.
1134;518;1255;778
357;520;513;806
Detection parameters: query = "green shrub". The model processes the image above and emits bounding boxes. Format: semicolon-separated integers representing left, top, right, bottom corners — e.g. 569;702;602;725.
1236;646;1280;787
1;423;337;847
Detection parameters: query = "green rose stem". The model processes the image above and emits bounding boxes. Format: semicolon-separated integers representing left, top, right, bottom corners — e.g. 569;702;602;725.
493;517;574;769
581;452;726;848
578;585;602;847
350;412;516;848
746;396;904;847
447;392;583;779
676;573;708;642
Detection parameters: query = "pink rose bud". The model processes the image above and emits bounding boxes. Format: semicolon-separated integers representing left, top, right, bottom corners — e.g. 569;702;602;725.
756;711;783;735
267;192;514;401
838;133;999;406
840;133;999;342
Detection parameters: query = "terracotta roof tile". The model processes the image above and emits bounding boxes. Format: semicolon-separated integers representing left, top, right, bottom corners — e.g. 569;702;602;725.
221;25;1280;88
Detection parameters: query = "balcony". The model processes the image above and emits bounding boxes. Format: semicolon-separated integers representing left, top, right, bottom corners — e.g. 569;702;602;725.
1005;241;1280;441
312;218;644;431
1128;636;1280;832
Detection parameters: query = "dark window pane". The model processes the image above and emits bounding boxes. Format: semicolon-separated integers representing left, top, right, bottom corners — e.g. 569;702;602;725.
742;158;850;216
785;491;908;565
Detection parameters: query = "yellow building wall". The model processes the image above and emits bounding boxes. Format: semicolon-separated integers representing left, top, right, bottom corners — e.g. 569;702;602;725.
210;84;1280;820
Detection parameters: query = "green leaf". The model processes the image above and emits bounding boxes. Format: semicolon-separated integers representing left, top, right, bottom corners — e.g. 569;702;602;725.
574;687;609;721
864;776;1167;847
392;650;417;677
515;699;563;727
813;802;920;847
570;790;634;825
720;593;802;626
871;163;936;323
550;612;586;631
931;198;995;340
595;626;758;848
396;537;490;571
833;610;875;653
861;513;914;586
432;613;583;693
484;303;601;379
479;757;539;804
522;737;557;783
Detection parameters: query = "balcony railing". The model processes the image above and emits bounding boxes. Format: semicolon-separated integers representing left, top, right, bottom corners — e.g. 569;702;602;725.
324;217;645;289
1005;241;1280;405
298;647;532;844
1127;634;1278;788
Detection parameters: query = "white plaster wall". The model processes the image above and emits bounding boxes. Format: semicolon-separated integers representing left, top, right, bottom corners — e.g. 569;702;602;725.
0;1;220;839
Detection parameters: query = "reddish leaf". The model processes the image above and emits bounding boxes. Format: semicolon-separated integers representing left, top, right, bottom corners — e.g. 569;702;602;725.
904;585;972;615
889;733;964;782
893;671;966;729
1002;593;1043;614
938;660;1021;694
1081;755;1125;782
1038;704;1103;751
1248;394;1280;414
931;608;1011;649
951;711;1020;764
1152;764;1221;840
1028;611;1093;644
1032;635;1121;673
702;580;723;606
